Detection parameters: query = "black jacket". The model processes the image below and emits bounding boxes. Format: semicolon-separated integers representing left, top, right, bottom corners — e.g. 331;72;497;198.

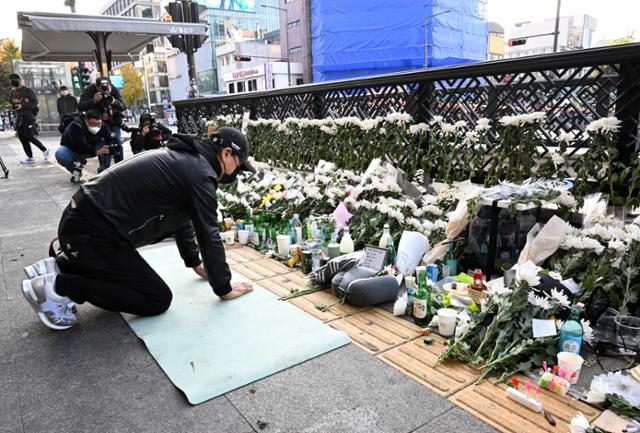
57;94;78;117
9;86;39;119
77;133;232;296
78;84;126;126
61;118;111;155
130;122;173;154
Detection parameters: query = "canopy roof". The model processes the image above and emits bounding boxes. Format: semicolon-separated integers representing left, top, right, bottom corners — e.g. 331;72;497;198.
17;11;208;62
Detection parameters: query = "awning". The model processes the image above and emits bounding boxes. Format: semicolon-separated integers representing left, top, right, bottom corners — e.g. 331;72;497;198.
17;11;208;62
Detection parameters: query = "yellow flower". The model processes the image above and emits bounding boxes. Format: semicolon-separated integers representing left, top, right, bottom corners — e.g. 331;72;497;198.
274;184;283;192
260;193;273;208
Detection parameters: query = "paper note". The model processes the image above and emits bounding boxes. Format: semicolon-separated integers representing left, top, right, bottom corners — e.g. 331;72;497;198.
532;319;558;338
332;202;353;229
361;245;388;272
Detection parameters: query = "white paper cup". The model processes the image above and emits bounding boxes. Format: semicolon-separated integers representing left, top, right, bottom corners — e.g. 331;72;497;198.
223;231;234;245
437;308;457;337
276;234;291;257
557;351;584;384
238;230;249;245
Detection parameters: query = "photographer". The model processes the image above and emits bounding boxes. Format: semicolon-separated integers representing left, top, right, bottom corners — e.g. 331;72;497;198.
79;77;127;173
55;109;111;183
129;113;172;154
8;73;50;164
21;127;255;330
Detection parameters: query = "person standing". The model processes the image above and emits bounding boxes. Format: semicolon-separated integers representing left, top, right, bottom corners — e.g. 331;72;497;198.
79;77;126;173
56;85;79;123
8;73;50;164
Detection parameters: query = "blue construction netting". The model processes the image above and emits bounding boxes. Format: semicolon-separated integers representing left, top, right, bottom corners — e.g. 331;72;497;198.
311;0;488;82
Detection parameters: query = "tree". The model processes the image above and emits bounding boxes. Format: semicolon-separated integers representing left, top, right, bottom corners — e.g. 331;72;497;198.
0;39;21;107
119;63;144;108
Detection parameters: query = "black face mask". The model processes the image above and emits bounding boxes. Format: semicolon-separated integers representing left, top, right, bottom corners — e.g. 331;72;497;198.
219;157;242;184
10;79;20;87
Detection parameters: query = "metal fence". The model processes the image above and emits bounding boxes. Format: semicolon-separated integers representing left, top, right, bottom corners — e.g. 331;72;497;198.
175;43;640;166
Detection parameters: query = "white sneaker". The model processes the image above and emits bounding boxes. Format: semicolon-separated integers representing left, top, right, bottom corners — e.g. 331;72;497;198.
43;149;50;161
20;157;36;165
24;257;60;279
21;274;78;330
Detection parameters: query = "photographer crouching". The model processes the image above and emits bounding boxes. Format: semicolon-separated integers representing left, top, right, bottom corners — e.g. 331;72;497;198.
55;109;113;183
128;113;172;154
79;77;127;173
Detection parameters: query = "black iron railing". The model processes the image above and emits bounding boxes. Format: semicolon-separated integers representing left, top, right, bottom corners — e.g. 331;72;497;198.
175;43;640;166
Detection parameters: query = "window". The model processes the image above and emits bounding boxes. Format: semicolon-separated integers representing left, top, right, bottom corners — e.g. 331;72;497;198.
288;46;302;54
228;83;235;94
284;0;295;3
237;82;245;93
287;20;300;29
296;78;303;85
247;79;257;91
159;76;169;87
272;79;275;89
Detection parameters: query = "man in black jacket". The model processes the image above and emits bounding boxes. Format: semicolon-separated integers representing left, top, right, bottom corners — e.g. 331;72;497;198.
130;113;173;154
8;73;50;164
79;77;127;172
56;85;79;132
21;127;255;330
55;109;111;182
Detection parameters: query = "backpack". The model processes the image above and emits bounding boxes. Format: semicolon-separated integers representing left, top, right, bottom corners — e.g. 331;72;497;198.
59;112;82;134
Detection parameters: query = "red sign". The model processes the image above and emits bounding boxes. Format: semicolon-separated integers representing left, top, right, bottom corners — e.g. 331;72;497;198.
232;68;260;79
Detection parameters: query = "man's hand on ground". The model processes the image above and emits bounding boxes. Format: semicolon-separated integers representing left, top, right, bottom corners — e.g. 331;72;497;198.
221;282;253;300
192;263;207;278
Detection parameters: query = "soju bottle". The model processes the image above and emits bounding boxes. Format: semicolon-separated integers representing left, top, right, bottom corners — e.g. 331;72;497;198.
413;269;433;327
385;232;396;266
339;226;354;254
292;213;303;244
379;223;391;248
559;303;584;355
446;243;457;276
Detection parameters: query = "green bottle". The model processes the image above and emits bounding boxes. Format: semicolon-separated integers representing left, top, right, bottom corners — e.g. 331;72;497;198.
446;243;457;276
385;232;396;266
413;269;433;327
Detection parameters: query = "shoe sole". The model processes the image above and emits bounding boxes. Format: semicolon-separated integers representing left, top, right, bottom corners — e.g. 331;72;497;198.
21;280;74;331
23;265;39;279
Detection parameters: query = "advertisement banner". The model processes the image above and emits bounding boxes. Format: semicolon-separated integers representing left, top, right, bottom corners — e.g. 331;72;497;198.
205;0;256;12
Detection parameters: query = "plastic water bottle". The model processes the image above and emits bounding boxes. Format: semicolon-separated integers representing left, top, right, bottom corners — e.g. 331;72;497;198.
292;213;303;244
559;303;584;355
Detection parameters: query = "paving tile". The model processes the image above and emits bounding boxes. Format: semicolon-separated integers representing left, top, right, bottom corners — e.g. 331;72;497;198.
227;344;452;433
448;376;601;433
0;370;23;433
413;407;499;433
259;272;311;298
378;335;480;396
329;308;421;354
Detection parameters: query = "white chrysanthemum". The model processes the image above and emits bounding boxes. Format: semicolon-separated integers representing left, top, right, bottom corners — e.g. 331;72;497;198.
549;288;571;308
520;111;546;124
409;123;429;135
581;319;594;345
556;131;576;144
591;372;640;405
453;120;468;130
569;412;591;433
516;261;542;287
585;379;609;404
430;115;444;125
556;191;577;209
379;127;387;135
625;224;640;242
608;238;629;253
441;123;457;135
385;112;413;124
463;131;479;146
527;291;551;310
586;117;621;134
549;149;565;166
320;125;337;135
359;119;378;131
475;117;491;131
434;220;447;230
487;285;513;297
498;114;521;127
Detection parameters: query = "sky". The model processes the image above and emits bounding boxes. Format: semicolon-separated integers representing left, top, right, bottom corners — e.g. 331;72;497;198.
1;0;639;45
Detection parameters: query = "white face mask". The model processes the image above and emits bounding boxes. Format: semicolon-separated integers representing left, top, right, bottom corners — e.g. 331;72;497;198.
88;126;101;135
61;91;69;96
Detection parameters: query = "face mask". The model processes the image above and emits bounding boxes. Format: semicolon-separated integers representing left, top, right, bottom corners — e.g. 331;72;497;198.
61;91;69;96
88;126;101;135
219;156;242;184
10;79;20;87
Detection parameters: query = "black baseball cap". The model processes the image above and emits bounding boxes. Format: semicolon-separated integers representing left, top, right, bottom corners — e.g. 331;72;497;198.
210;126;256;174
9;73;20;80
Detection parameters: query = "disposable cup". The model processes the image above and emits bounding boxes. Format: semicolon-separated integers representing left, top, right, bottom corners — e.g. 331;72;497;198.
238;230;249;245
557;351;584;384
437;308;457;337
223;231;234;246
276;234;291;257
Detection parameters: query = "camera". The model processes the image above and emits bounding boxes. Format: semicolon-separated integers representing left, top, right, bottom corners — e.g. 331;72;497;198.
107;143;121;156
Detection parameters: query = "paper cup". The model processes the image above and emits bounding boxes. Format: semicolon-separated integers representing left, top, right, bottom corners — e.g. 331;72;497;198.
223;231;234;245
557;351;584;384
276;234;291;257
437;308;457;337
238;230;249;245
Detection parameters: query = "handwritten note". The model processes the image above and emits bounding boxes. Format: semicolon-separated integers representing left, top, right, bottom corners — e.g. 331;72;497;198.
532;319;557;339
361;245;388;272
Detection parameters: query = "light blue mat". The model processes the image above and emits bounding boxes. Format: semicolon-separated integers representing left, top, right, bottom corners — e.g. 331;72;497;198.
122;244;351;405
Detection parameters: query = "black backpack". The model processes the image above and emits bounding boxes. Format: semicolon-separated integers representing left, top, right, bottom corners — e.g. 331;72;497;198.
58;112;82;134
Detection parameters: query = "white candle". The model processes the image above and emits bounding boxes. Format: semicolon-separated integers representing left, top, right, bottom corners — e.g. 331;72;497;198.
506;387;543;413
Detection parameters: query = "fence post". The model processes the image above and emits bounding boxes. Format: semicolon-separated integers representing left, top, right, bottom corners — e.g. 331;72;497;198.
615;61;640;165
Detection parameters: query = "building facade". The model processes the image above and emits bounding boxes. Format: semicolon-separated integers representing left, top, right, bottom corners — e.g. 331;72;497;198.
487;22;505;61
506;15;597;58
222;62;303;94
278;0;312;84
216;41;284;93
100;0;172;116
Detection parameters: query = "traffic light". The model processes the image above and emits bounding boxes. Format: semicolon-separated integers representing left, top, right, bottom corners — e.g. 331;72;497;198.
234;55;252;62
81;67;92;88
165;1;208;52
508;38;527;47
71;66;82;93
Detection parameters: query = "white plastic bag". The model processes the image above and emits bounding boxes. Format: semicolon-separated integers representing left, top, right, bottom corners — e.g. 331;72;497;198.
395;231;429;276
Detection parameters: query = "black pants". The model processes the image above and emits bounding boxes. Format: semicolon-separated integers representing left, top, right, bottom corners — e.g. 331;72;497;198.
54;204;172;317
17;117;46;158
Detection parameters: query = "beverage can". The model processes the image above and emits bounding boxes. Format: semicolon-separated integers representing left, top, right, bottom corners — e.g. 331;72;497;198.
426;264;439;283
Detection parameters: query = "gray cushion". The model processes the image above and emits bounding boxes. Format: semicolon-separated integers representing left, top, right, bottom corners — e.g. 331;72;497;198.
332;266;399;306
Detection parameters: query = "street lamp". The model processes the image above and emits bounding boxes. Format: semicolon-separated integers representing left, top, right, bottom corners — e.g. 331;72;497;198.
423;9;451;68
262;4;291;86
